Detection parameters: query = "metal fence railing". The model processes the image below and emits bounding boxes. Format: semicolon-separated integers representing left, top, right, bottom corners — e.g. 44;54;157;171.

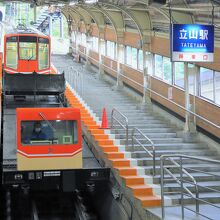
132;127;156;176
57;66;84;97
111;108;129;147
160;154;220;220
77;50;220;131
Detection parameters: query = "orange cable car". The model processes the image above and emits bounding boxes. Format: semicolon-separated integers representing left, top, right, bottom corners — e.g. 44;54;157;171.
1;26;109;192
4;29;51;74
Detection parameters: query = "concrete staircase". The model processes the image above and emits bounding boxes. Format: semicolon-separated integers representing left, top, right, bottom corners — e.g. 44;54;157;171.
32;8;61;34
53;55;220;218
83;90;220;206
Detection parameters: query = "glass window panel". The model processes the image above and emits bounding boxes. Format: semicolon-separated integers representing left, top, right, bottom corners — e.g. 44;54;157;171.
146;52;152;75
200;67;214;101
118;44;124;63
112;42;115;59
19;42;37;60
163;57;172;83
6;42;18;69
71;32;75;42
101;40;105;55
131;48;137;69
81;33;87;46
38;40;49;70
174;62;184;88
126;46;132;65
155;54;163;79
215;71;220;105
107;41;115;59
21;120;78;146
92;37;98;52
138;50;143;71
111;41;115;59
107;41;111;57
78;33;82;43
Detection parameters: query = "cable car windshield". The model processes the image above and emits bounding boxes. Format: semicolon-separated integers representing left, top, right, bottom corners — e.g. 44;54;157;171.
38;37;49;70
6;36;18;69
21;120;78;146
19;36;37;60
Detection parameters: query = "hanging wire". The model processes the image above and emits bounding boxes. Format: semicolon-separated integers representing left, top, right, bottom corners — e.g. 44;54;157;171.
168;0;172;26
210;0;215;25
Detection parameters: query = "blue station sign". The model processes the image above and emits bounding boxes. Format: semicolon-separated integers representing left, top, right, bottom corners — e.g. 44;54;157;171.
171;24;214;62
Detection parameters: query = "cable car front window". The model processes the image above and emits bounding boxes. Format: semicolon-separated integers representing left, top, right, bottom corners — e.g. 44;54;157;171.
19;36;37;60
6;36;18;69
38;37;49;70
21;120;78;146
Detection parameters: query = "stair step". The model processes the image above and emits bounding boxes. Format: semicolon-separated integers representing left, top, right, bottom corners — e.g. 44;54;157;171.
127;184;153;196
97;139;114;145
105;152;124;159
116;167;137;176
135;195;161;207
110;159;130;167
121;175;145;185
99;145;118;153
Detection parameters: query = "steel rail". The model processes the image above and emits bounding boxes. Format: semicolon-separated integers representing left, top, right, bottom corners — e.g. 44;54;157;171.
132;127;156;175
160;154;220;220
111;108;129;147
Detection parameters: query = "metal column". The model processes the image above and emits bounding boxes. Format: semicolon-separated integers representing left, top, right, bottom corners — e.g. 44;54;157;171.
60;15;64;39
116;43;123;87
98;35;104;76
143;49;147;103
34;5;37;22
49;15;53;37
26;3;29;27
184;62;190;132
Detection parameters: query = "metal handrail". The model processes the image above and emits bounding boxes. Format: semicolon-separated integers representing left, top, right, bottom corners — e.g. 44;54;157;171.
111;108;129;147
132;127;156;176
160;154;220;220
76;50;220;130
58;66;84;97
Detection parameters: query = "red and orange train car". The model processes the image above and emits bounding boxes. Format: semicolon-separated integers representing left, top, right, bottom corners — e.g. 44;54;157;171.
4;28;56;74
1;26;109;192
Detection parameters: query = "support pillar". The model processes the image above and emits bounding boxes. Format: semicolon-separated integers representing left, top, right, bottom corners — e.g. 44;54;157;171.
26;4;29;27
75;31;78;54
183;62;198;140
60;15;64;39
184;62;190;132
49;15;53;37
143;50;152;104
34;5;37;23
19;2;22;24
116;43;123;88
84;35;92;71
98;36;104;77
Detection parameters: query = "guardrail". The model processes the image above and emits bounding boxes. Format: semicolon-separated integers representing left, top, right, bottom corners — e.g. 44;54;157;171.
160;154;220;220
111;108;129;147
132;127;156;175
75;49;220;131
58;66;84;97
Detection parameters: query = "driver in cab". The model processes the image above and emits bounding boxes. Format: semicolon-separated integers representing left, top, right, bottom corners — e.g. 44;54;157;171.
31;122;47;140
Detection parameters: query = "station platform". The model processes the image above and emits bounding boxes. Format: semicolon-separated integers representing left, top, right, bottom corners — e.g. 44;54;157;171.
52;54;220;220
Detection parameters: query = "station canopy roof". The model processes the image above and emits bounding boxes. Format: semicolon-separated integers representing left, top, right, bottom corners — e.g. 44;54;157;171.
4;0;220;44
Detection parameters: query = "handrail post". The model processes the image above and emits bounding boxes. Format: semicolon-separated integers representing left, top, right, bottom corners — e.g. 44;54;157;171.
153;143;156;176
195;185;199;214
111;109;114;129
131;128;135;151
161;157;165;219
180;156;185;219
126;124;129;147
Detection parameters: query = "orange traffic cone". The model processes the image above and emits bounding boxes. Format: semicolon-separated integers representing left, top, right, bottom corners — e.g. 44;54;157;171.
100;108;109;129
